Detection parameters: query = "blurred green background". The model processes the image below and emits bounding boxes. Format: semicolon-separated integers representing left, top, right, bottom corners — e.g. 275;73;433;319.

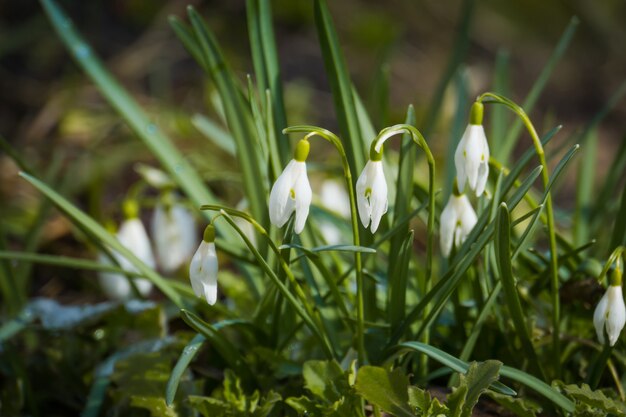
0;0;624;301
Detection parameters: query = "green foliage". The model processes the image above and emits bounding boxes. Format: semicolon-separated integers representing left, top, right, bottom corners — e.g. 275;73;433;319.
286;360;360;416
557;383;626;417
189;370;281;417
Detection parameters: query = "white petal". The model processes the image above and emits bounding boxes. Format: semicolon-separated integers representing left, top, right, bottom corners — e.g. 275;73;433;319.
152;204;197;273
356;162;373;228
97;253;132;300
464;126;485;192
117;218;156;269
439;198;457;258
457;195;477;245
189;241;207;298
594;290;610;344
454;128;469;193
368;162;388;233
269;160;297;227
189;241;219;304
607;286;626;346
293;162;312;234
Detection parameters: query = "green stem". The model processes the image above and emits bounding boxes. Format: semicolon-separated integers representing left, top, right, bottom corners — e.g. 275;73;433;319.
477;92;560;377
283;125;367;364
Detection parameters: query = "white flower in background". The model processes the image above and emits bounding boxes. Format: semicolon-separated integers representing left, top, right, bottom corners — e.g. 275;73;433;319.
98;214;155;300
454;102;490;197
152;202;196;273
189;225;218;305
594;284;626;346
134;163;175;189
356;159;388;233
319;180;351;245
439;192;477;257
269;140;312;234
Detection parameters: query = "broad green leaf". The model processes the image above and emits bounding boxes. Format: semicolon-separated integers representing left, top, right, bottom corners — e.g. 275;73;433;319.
557;383;626;416
391;342;575;412
355;366;415;417
447;360;502;417
130;396;177;417
302;360;344;402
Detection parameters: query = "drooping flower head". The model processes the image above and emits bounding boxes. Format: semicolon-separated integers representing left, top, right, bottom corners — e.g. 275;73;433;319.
189;224;219;305
439;185;477;257
454;102;489;197
356;146;388;233
594;261;626;346
98;199;155;299
269;139;312;234
152;195;196;273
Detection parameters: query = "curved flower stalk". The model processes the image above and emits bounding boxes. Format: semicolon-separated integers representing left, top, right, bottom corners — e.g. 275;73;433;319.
98;200;155;300
152;196;196;273
356;151;388;233
454;102;489;197
189;224;218;305
440;188;477;257
269;139;312;234
476;92;562;373
368;124;436;282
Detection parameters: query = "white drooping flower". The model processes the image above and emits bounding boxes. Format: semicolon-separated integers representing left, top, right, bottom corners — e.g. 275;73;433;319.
594;285;626;346
454;102;490;197
269;140;312;234
98;217;155;300
189;226;218;305
152;202;196;273
439;193;477;257
356;159;388;233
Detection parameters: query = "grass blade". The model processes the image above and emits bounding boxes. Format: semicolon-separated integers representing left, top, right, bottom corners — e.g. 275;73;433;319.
314;0;364;174
186;7;269;228
389;230;414;331
165;334;205;406
495;203;546;379
496;17;578;162
39;0;226;234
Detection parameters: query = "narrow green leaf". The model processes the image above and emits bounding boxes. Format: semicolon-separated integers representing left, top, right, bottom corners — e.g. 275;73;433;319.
610;180;626;250
391;342;514;396
495;204;545;379
180;310;255;383
191;113;236;155
247;0;290;164
186;7;269;228
496;17;578;162
490;49;511;158
389;230;414;331
19;172;185;307
314;0;364;175
165;334;205;406
38;0;227;236
279;243;376;254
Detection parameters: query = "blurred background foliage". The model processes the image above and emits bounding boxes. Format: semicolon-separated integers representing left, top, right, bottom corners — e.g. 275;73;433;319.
0;0;624;303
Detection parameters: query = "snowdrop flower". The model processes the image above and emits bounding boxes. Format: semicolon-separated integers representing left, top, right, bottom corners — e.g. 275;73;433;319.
439;190;477;257
189;225;219;305
269;139;312;234
356;149;388;233
454;102;489;197
151;199;196;273
98;201;155;299
594;265;625;346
